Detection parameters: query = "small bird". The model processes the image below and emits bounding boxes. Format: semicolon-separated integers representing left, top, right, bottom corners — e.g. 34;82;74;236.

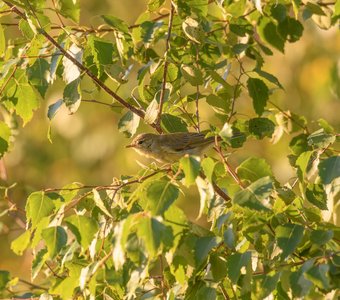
126;132;217;163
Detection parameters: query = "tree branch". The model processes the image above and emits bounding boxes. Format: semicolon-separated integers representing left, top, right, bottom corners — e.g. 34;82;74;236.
155;2;175;131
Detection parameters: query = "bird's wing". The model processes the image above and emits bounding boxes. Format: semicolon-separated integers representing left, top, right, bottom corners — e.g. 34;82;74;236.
159;133;214;153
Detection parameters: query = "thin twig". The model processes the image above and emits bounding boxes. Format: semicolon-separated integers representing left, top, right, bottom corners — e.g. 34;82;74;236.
268;100;308;133
155;2;175;131
195;46;200;132
51;0;65;27
18;279;48;291
219;284;230;300
159;255;166;300
45;262;63;279
82;99;122;109
199;171;231;202
214;145;245;189
0;65;17;96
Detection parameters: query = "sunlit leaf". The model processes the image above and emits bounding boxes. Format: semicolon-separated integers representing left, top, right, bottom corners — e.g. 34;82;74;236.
0;121;11;158
11;230;31;255
144;99;159;124
180;155;200;186
25;192;56;228
233;176;273;211
118;111;140;137
65;215;99;249
237;157;273;183
63;44;83;84
143;179;179;215
182;17;204;44
42;226;67;258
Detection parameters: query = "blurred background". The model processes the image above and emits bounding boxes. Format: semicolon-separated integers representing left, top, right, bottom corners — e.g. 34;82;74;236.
0;0;339;281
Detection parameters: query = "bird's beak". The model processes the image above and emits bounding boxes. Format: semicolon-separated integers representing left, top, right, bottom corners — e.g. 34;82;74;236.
125;144;135;148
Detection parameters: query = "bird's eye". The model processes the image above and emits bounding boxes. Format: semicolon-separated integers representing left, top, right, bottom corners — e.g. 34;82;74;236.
137;140;144;145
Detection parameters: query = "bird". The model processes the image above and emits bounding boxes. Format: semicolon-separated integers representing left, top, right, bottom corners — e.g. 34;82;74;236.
126;132;217;163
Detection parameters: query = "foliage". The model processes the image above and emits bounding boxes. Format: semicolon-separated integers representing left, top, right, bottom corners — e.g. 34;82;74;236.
0;0;339;299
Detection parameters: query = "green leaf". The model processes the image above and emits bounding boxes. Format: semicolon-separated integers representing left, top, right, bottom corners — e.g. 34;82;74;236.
27;58;50;97
57;0;80;22
289;134;310;156
232;43;249;54
19;19;35;39
11;230;31;255
310;229;333;245
318;156;340;185
0;25;5;57
42;226;67;258
256;273;281;299
258;17;285;52
249;118;275;139
92;189;113;217
148;0;165;11
254;68;283;89
5;75;39;125
140;21;163;47
233;176;273;211
118;111;140;138
278;17;303;43
296;151;313;181
181;64;203;86
182;17;204;44
143;179;179;215
226;252;251;283
275;224;304;260
210;254;228;281
195;177;214;220
25;192;56;228
290;260;314;297
50;262;82;299
101;15;130;34
237;157;272;183
0;121;11;158
186;0;209;17
307;129;336;149
32;248;48;280
65;215;99;249
161;114;188;133
180;155;200;186
195;236;221;267
223;226;235;249
47;99;63;120
271;4;287;23
136;216;173;257
201;157;216;183
305;264;330;290
247;78;269;115
0;271;10;291
306;183;328;210
88;36;114;76
63;78;81;114
206;94;231;114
